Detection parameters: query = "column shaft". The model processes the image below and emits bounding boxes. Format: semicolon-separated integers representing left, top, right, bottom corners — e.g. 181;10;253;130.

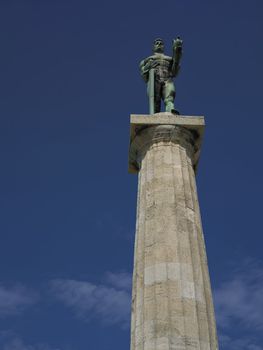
130;125;218;350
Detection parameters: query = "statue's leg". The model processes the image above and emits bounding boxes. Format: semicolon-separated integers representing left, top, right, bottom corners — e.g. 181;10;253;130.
164;80;177;113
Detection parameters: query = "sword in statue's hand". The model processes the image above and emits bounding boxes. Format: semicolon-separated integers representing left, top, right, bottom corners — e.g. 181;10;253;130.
148;60;158;115
149;68;155;115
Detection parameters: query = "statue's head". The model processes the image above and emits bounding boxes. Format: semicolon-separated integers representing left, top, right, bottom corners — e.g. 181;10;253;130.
153;38;164;53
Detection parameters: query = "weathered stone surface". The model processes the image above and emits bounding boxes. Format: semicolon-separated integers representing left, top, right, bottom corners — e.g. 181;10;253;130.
129;114;219;350
128;113;204;174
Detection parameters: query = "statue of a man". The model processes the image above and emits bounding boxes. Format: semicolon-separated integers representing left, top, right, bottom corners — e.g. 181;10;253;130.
140;37;183;114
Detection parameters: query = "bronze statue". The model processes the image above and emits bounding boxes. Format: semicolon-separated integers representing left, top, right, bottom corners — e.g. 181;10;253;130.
140;37;183;114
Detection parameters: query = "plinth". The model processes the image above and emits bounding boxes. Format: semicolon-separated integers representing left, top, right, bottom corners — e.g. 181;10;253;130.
129;113;219;350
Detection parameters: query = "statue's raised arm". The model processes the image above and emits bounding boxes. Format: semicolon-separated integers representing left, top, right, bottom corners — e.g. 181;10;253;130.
171;37;183;77
139;37;183;115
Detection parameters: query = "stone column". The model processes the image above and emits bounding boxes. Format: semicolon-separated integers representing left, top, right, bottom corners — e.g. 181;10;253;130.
129;113;219;350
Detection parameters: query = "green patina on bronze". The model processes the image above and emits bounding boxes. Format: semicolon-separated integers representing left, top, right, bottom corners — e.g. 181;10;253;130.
140;37;183;114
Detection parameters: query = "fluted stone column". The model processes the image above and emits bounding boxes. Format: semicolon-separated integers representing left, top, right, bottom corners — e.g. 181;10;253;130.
129;113;219;350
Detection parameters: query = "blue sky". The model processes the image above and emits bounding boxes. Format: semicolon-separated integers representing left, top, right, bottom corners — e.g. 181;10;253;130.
0;0;263;349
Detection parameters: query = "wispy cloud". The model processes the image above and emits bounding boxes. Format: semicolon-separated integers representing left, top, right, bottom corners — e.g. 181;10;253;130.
3;338;56;350
214;259;263;330
50;272;132;329
105;271;132;291
0;331;62;350
214;258;263;349
0;284;38;317
2;337;61;350
218;332;263;350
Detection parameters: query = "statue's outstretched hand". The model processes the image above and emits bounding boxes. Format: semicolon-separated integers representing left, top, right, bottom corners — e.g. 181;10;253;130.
173;37;183;51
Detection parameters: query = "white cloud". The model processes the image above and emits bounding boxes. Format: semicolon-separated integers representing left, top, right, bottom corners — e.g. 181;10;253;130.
105;271;132;291
0;284;38;317
0;332;61;350
2;337;61;350
214;259;263;331
214;259;263;349
50;273;132;329
218;332;263;350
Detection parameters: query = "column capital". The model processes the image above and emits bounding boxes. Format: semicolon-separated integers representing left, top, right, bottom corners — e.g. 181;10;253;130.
128;113;205;174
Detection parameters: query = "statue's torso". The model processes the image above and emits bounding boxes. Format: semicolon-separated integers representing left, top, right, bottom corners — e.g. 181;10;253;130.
144;53;173;81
